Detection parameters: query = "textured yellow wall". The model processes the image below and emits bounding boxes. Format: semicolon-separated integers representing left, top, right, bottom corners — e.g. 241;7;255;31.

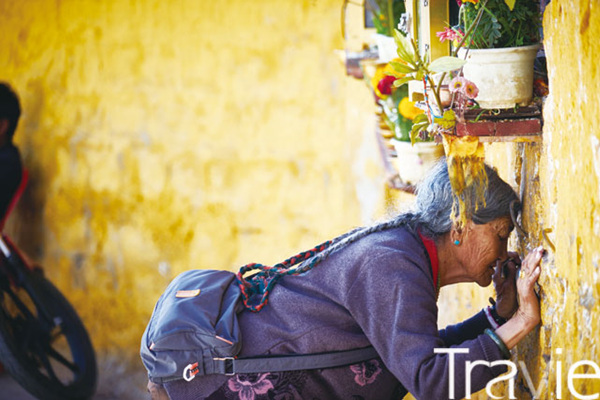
534;0;600;397
439;1;600;398
5;0;598;398
1;0;383;377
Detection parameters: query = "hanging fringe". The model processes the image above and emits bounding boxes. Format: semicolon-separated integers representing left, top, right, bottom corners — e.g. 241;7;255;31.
441;133;488;228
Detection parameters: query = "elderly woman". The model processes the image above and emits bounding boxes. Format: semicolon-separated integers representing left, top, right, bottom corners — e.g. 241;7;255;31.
153;160;543;400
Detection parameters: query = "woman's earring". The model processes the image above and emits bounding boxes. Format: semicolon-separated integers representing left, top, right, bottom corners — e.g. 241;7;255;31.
454;240;460;246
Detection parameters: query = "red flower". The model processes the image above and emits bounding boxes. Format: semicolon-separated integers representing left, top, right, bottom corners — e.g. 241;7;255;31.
377;75;396;96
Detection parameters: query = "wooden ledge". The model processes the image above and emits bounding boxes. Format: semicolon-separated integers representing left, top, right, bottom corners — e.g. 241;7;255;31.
455;105;543;142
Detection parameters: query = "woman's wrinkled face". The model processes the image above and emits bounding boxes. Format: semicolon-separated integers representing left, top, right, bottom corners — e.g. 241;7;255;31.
462;216;514;287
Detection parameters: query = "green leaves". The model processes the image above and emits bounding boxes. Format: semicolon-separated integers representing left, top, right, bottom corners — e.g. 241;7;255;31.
460;0;541;48
436;109;457;130
364;0;406;36
389;61;416;74
392;76;416;88
393;29;416;65
390;34;465;89
428;56;467;74
410;113;430;144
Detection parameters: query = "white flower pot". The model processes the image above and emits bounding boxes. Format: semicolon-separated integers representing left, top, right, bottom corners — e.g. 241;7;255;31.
458;44;540;109
391;140;445;185
374;33;397;64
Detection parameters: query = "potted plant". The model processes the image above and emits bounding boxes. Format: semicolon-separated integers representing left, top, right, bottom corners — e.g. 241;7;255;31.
389;23;490;225
364;59;444;186
364;0;406;63
454;0;542;108
380;72;445;185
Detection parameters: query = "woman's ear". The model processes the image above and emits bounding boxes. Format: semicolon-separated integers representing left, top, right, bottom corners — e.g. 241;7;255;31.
451;221;474;245
451;225;463;246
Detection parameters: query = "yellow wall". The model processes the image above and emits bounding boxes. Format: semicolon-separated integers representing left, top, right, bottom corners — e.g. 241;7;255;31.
534;0;600;396
5;0;598;398
439;1;600;398
1;0;385;381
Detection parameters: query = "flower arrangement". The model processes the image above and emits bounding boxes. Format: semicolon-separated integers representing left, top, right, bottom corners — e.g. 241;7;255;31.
367;61;427;143
389;29;475;142
387;6;493;225
388;0;541;137
360;0;541;223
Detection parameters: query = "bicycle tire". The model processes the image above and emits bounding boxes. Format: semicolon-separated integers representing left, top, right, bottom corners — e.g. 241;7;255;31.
0;269;97;400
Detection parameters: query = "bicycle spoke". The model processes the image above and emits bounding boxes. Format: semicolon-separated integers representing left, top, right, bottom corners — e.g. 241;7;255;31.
0;267;97;398
46;345;79;373
49;322;65;342
36;346;60;383
4;288;37;320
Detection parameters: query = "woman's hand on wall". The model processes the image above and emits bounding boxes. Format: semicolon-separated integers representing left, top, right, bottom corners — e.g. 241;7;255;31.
514;246;544;327
492;252;521;319
494;246;544;349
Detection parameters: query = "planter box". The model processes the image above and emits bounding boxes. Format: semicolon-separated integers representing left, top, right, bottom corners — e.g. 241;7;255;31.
455;105;542;142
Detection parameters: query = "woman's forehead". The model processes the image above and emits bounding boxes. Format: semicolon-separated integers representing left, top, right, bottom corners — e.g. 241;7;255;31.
489;216;514;232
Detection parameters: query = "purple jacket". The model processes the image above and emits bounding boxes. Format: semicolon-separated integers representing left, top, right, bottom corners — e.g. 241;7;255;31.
165;227;506;399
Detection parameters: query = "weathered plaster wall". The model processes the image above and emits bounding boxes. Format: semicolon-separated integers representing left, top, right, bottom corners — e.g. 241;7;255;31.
439;1;600;398
5;0;597;397
533;0;600;397
1;0;383;382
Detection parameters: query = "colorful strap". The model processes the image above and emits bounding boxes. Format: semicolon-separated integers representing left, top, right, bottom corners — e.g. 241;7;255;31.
236;239;333;312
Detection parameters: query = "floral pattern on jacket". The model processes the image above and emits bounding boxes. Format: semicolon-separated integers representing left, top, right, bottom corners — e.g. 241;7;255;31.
210;361;382;400
350;360;382;386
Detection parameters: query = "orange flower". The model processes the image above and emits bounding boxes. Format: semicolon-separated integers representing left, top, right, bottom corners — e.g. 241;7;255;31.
398;97;424;120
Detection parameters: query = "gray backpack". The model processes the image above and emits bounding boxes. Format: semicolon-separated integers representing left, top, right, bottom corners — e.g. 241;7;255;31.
141;251;378;383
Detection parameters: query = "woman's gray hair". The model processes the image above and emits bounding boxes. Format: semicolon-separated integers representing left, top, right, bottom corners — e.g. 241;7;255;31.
298;158;520;271
414;158;520;238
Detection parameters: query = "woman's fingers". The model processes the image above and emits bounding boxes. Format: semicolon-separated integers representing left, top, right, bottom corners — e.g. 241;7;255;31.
519;247;544;282
514;247;544;325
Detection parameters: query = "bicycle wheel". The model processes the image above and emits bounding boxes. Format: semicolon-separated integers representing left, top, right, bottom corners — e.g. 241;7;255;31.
0;269;97;400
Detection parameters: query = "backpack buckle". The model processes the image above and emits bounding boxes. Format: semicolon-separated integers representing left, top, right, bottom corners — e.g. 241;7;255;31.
183;362;200;381
213;357;235;375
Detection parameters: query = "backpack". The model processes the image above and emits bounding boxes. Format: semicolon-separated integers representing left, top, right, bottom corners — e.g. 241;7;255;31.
140;240;378;384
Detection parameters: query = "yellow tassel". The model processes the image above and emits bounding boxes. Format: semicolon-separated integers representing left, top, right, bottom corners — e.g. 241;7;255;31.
441;134;488;228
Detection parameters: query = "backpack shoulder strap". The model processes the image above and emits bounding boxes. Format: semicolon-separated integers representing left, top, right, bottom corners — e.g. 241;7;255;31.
184;346;379;381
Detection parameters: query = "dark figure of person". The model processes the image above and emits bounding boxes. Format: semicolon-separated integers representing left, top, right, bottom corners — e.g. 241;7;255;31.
0;82;23;220
150;160;543;400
